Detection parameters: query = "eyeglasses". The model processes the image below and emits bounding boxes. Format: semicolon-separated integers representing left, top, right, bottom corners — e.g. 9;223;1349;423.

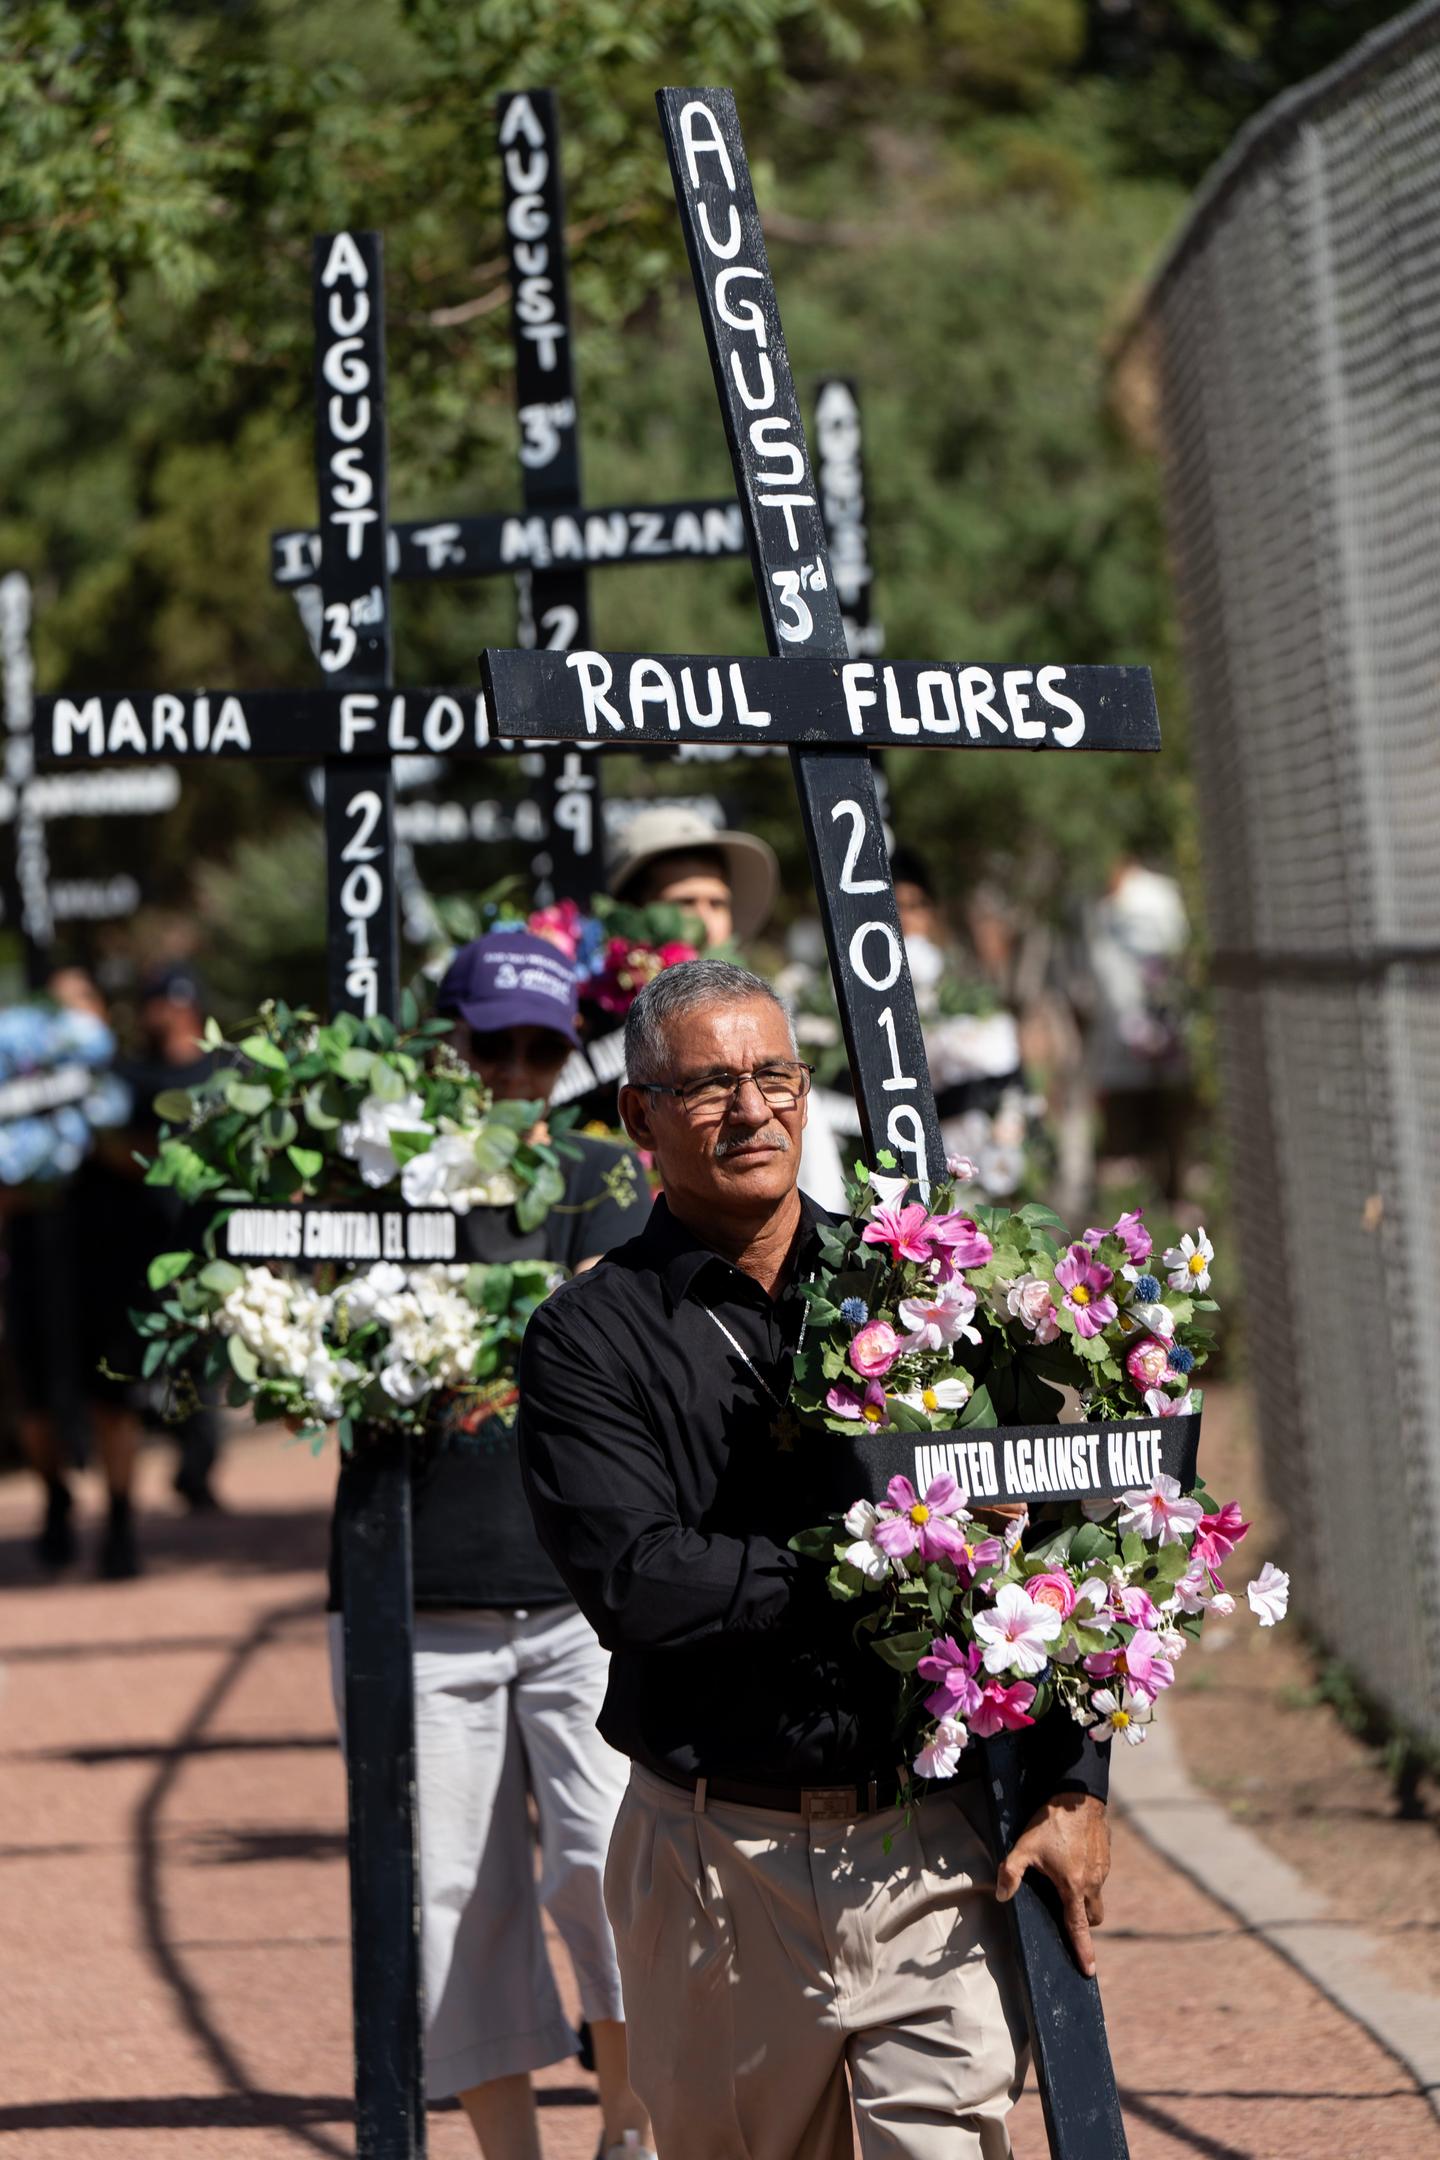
639;1060;814;1118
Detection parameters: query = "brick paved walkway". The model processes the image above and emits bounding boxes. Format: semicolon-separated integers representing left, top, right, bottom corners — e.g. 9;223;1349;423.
1;1430;1435;2160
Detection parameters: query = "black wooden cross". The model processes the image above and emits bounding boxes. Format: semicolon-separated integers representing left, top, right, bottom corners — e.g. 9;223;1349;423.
33;228;522;2159
0;574;181;982
268;88;750;906
481;87;1160;2159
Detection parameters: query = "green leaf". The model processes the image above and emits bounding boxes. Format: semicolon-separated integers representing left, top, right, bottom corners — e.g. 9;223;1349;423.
147;1250;193;1291
153;1088;198;1125
389;1128;432;1169
200;1258;244;1294
959;1384;996;1428
366;1057;405;1101
303;1082;342;1131
1069;1521;1115;1567
287;1145;323;1180
239;1033;288;1070
141;1338;169;1377
789;1524;839;1559
515;1159;564;1233
472;1123;521;1176
871;1627;933;1673
262;1106;298;1149
224;1079;273;1117
336;1047;376;1084
400;987;420;1030
227;1334;259;1383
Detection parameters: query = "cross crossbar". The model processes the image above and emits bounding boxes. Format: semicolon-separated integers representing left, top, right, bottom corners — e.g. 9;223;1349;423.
270;498;748;586
481;649;1159;751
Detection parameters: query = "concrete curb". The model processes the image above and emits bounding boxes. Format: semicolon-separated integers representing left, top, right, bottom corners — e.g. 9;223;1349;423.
1115;1716;1440;2119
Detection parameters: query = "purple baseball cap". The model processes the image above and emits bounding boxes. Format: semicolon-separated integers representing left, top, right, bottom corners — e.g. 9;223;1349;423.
436;930;583;1049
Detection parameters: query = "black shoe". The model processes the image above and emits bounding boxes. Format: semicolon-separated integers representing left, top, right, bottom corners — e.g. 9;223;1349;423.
173;1469;221;1513
98;1497;141;1581
36;1479;76;1571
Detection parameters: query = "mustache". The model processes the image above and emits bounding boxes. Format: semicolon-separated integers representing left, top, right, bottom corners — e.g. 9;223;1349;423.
714;1125;793;1159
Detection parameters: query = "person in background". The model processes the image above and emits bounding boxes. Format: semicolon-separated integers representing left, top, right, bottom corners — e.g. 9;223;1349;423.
328;930;655;2160
1081;855;1194;1203
68;960;220;1575
6;963;122;1572
606;802;777;950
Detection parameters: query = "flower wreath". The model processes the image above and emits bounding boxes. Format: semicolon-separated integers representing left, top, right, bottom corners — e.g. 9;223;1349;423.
134;996;584;1446
792;1155;1288;1780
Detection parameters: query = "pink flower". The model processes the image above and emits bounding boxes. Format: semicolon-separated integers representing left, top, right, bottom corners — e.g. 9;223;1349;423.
950;1531;1005;1588
1143;1387;1195;1418
1246;1561;1289;1627
1053;1244;1118;1338
1115;1583;1161;1628
917;1635;985;1722
946;1153;978;1182
658;940;700;968
1085;1629;1174;1704
913;1717;970;1780
1026;1569;1077;1619
862;1202;939;1266
897;1282;980;1354
1117;1473;1204;1545
826;1380;890;1426
527;899;583;958
849;1319;903;1378
1006;1273;1060;1343
969;1677;1038;1736
972;1581;1063;1675
1126;1336;1174;1392
873;1474;970;1564
1113;1210;1153;1264
1192;1499;1250;1572
927;1212;994;1276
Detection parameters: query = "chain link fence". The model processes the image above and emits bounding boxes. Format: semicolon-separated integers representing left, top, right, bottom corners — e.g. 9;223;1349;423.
1131;0;1440;1748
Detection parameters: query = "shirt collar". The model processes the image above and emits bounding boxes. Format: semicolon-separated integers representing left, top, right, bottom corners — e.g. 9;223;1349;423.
645;1190;833;1315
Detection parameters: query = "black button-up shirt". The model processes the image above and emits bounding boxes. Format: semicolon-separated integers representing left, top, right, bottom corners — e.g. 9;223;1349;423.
519;1191;1108;1801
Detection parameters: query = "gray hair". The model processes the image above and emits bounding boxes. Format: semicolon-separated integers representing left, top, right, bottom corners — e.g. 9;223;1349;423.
624;959;796;1084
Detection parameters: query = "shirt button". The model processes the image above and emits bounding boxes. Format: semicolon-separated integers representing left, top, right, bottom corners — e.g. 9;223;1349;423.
513;1608;529;1621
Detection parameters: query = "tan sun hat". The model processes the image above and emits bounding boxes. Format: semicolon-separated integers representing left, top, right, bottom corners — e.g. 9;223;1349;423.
607;805;780;941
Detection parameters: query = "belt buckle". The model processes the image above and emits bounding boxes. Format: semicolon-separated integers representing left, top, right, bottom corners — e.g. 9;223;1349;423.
802;1786;857;1822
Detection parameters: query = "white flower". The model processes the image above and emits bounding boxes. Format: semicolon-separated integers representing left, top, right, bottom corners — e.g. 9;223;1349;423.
840;1500;893;1582
972;1582;1062;1676
1246;1562;1289;1627
945;1154;978;1183
378;1358;432;1406
913;1717;969;1780
867;1170;913;1215
1127;1300;1176;1341
339;1091;433;1188
1162;1227;1214;1294
897;1374;972;1417
1117;1473;1204;1546
303;1352;363;1421
1084;1687;1152;1745
1209;1591;1236;1617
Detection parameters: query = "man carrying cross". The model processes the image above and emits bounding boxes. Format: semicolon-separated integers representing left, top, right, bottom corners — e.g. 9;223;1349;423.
483;84;1158;2160
517;958;1111;2159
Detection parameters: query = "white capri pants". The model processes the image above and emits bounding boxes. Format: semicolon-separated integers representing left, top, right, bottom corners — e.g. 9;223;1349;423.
329;1601;629;2099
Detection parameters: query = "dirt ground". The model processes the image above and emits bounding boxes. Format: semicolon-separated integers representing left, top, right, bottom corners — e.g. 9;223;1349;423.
0;1413;1436;2159
1167;1385;1440;1998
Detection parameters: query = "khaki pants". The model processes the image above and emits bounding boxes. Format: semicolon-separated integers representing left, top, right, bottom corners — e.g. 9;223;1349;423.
604;1767;1029;2159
